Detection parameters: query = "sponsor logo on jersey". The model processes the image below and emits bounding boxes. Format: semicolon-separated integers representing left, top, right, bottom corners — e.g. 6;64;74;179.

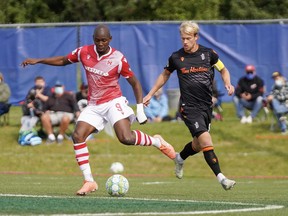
180;66;208;74
201;53;205;60
84;66;109;76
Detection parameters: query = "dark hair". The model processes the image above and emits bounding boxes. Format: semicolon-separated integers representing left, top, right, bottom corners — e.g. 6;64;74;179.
34;76;45;82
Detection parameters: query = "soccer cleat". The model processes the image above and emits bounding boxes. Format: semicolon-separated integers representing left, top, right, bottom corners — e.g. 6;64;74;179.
76;181;98;196
154;134;176;159
221;178;236;190
174;153;184;179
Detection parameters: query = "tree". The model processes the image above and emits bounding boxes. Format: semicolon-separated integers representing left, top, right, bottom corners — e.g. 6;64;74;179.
1;0;288;24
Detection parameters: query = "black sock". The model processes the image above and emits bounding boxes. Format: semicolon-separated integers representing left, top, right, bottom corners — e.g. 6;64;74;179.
203;150;221;176
179;141;199;160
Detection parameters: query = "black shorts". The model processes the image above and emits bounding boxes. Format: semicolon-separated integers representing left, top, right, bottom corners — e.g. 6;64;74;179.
180;106;212;138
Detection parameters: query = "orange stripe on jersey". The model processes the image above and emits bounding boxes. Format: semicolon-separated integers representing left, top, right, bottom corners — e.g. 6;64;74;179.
202;146;214;152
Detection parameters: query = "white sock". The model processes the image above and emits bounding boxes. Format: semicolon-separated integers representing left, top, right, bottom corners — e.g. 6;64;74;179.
153;138;161;148
133;130;161;147
217;173;226;183
82;166;94;182
74;142;94;182
177;153;184;164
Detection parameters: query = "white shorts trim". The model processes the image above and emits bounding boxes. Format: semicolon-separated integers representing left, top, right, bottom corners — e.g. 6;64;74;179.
77;96;135;132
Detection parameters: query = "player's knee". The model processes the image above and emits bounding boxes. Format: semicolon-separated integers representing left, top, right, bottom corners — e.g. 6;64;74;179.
71;130;84;143
117;134;134;145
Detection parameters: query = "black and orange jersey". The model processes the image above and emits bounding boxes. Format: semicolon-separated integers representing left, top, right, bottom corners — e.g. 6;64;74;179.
165;45;219;110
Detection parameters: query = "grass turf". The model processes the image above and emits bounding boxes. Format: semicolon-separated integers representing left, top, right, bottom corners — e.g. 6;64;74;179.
0;104;287;215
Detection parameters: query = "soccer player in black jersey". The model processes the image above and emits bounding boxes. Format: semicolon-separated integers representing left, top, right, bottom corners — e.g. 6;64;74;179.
144;21;236;190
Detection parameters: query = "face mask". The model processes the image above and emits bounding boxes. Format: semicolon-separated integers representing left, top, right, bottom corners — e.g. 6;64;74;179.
246;73;255;80
275;79;283;87
55;87;64;94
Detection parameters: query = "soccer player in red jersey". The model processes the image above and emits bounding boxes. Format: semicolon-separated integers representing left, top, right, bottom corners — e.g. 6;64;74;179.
21;24;175;195
144;21;236;190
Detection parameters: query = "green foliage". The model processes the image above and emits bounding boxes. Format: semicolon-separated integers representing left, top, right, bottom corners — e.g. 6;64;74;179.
1;0;288;24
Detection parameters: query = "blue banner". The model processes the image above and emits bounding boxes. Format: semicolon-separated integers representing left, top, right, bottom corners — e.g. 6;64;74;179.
0;23;287;104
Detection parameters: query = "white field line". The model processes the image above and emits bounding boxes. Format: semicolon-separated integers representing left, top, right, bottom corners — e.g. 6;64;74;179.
0;194;284;216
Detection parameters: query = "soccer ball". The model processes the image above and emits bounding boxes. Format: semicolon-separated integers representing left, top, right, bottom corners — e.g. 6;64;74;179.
106;174;129;197
110;162;124;173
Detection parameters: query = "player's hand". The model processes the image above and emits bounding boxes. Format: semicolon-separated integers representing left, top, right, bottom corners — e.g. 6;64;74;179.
225;84;235;96
143;95;152;107
21;58;39;67
136;103;147;125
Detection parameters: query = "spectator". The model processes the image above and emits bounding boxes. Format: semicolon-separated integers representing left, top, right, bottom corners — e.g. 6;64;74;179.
41;81;80;143
144;88;171;122
20;76;51;132
233;65;265;124
0;72;11;117
266;71;288;134
21;76;51;118
76;83;88;111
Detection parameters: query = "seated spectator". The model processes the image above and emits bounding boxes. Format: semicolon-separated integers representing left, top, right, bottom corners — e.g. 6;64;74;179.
76;83;88;111
233;65;265;124
20;76;51;131
266;71;288;134
144;88;171;122
21;76;51;116
0;72;11;117
41;81;80;143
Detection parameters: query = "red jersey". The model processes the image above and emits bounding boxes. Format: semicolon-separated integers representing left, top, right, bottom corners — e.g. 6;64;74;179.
67;45;134;105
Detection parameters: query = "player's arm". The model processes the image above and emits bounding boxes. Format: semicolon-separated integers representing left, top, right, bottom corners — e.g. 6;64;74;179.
127;75;147;124
21;56;71;67
126;75;143;104
143;69;171;106
213;59;234;96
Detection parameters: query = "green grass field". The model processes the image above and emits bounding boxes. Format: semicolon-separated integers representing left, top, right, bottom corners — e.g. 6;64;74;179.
0;104;287;215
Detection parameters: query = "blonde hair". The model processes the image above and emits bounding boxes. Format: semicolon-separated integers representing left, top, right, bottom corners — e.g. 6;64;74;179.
179;21;199;35
0;72;3;81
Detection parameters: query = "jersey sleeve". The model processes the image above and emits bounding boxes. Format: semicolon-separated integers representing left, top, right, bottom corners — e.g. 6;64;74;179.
66;47;82;63
210;49;226;71
164;55;176;73
120;56;134;78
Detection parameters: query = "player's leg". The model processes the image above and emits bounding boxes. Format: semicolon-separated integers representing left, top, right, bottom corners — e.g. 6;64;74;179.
113;118;175;159
174;106;203;178
72;121;99;196
71;106;105;196
197;132;236;190
108;96;176;159
174;140;200;179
